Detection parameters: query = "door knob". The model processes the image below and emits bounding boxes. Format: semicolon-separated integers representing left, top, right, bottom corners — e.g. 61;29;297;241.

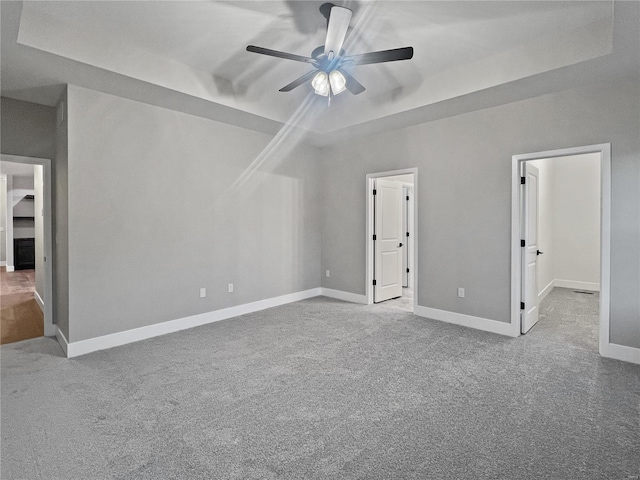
537;250;543;255
399;243;403;248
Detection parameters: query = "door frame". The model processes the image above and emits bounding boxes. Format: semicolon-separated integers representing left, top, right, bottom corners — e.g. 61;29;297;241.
366;168;418;310
1;154;55;337
1;174;14;270
510;144;610;354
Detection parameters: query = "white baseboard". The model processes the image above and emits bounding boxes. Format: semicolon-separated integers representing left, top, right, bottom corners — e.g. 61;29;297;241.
55;326;69;357
56;286;639;366
414;305;517;337
34;290;45;313
555;279;600;292
600;342;640;365
538;280;555;302
64;288;322;358
6;265;14;272
320;288;367;304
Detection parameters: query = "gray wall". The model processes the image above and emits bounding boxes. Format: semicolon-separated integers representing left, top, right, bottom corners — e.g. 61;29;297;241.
552;155;601;287
0;97;56;160
531;154;601;292
320;77;640;349
65;85;321;342
1;96;62;333
528;159;555;296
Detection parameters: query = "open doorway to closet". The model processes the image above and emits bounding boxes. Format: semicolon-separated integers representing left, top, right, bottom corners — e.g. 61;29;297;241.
0;154;54;344
512;144;610;355
366;169;417;313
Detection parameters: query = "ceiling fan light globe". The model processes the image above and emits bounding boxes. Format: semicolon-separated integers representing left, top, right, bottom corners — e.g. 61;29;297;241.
314;86;330;97
312;71;330;96
329;70;347;95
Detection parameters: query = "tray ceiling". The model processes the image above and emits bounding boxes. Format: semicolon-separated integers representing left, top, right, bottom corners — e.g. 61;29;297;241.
2;1;632;142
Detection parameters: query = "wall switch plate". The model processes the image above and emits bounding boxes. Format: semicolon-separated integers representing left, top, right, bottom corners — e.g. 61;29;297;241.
458;288;465;298
326;270;330;277
228;283;234;293
199;288;206;298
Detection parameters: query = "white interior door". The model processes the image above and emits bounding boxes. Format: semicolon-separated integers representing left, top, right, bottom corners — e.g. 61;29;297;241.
522;163;540;333
374;179;403;302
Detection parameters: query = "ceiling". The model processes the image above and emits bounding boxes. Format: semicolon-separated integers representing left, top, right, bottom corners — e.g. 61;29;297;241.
1;1;636;143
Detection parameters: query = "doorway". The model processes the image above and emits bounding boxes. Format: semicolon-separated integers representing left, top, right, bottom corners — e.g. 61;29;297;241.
366;169;417;312
0;154;54;341
511;144;610;355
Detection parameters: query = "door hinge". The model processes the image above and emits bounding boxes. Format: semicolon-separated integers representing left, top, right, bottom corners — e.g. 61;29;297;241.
406;195;409;201
373;189;377;195
373;234;377;241
521;177;526;185
520;302;525;310
406;268;410;273
373;279;377;286
521;239;525;247
406;232;410;237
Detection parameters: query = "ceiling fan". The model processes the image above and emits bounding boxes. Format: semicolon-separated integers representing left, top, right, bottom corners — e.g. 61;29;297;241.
246;3;414;98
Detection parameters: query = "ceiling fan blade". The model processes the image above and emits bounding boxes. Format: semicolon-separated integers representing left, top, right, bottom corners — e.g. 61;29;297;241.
341;70;366;95
279;70;318;92
344;47;414;66
324;6;352;58
246;45;316;64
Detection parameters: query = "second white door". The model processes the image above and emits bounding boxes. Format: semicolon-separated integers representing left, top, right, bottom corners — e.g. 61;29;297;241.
522;163;540;333
374;178;403;302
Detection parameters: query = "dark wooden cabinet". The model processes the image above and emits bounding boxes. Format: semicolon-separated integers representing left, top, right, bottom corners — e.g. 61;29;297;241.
14;238;35;270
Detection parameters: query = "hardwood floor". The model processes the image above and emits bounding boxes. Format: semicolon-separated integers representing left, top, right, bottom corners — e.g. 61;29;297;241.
1;267;43;345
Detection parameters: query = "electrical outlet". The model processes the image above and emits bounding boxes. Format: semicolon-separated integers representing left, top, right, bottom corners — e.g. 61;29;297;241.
458;288;465;298
326;270;330;277
228;283;234;293
199;288;206;298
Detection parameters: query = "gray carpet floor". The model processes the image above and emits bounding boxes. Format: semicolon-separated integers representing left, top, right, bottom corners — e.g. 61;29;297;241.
529;287;599;352
376;287;414;312
2;289;639;479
